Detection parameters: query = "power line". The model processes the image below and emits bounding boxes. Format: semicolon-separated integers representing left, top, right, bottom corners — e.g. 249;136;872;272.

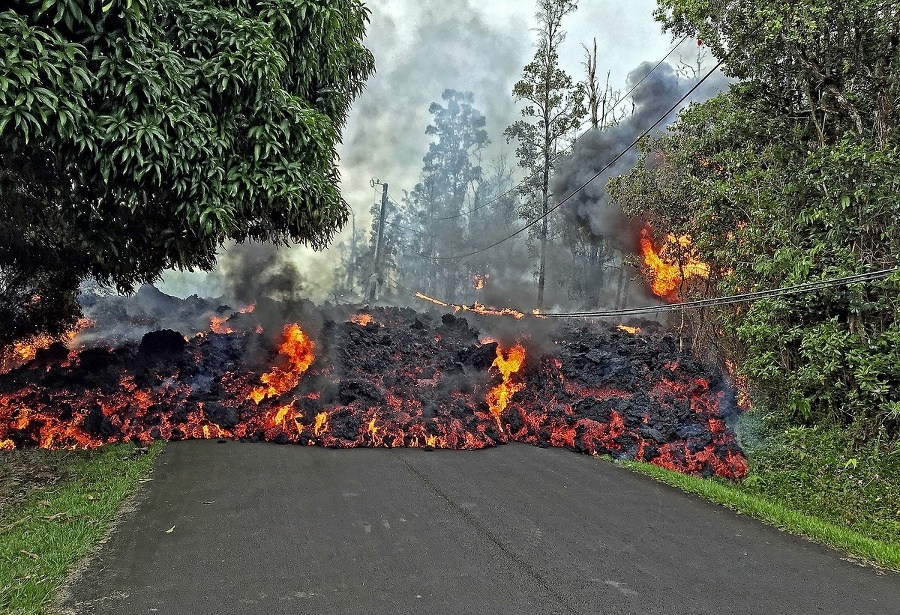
420;35;691;223
421;55;725;261
540;268;899;318
390;268;898;319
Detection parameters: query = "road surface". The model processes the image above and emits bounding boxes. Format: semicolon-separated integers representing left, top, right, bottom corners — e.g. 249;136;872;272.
55;441;899;614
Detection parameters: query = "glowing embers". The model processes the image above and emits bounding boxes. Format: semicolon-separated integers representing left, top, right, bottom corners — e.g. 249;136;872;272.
486;342;527;426
617;325;641;334
249;324;315;404
473;274;489;290
639;225;709;299
0;318;93;374
349;313;375;326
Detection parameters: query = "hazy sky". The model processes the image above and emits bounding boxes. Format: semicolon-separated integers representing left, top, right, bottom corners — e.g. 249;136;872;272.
159;0;688;300
339;0;678;217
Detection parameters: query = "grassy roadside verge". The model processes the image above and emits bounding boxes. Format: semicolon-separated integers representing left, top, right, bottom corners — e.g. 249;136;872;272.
620;420;900;571
0;443;162;614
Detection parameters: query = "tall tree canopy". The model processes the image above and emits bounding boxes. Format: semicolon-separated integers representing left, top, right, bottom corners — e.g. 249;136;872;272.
0;0;374;344
609;1;900;433
505;0;585;308
408;89;488;301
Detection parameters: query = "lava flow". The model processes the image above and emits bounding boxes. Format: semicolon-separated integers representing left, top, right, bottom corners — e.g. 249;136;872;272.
0;298;747;480
640;225;710;299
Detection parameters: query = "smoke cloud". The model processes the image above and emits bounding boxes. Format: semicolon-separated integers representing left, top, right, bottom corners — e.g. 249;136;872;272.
552;59;731;254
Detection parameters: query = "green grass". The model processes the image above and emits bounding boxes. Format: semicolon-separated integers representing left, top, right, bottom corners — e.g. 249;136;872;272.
620;417;900;571
0;443;161;615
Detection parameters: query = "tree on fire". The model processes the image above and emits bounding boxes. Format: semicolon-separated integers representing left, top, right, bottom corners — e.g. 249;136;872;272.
608;1;900;434
0;0;374;345
505;0;586;309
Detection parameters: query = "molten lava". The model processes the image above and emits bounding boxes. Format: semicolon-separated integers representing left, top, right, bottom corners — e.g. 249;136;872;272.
349;313;375;326
639;226;710;299
249;324;315;403
1;319;92;374
0;301;747;480
210;316;233;335
486;342;527;425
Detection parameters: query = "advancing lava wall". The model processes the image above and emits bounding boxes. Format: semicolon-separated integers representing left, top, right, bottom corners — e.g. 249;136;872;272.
0;302;747;480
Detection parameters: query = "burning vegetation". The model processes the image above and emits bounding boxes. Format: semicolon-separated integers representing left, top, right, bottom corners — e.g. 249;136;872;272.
639;225;710;299
0;295;746;479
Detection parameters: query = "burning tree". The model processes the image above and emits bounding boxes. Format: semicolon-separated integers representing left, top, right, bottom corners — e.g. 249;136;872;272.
0;0;374;346
610;1;900;434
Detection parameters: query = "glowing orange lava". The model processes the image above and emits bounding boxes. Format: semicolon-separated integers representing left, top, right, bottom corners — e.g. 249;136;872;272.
1;319;93;374
349;313;375;326
210;316;233;334
486;342;526;426
249;324;315;403
639;226;709;299
617;325;641;334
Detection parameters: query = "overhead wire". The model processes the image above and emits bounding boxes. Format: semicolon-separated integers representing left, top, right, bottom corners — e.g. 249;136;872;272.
420;54;726;261
420;34;692;223
539;268;899;318
385;267;898;319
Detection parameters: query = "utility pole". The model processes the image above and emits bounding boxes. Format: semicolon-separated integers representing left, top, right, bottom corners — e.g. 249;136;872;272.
368;179;389;303
346;207;357;292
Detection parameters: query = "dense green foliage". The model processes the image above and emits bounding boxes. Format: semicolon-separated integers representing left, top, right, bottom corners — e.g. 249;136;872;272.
737;419;900;547
0;0;374;345
609;1;900;433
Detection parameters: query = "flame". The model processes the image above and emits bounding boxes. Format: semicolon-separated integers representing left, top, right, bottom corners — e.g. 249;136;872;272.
415;292;449;307
367;414;381;445
473;274;489;290
639;226;709;299
617;325;641;334
486;342;527;426
210;316;233;335
249;324;315;403
313;411;329;436
349;313;374;326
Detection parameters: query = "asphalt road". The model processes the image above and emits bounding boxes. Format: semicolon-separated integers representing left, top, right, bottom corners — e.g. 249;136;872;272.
55;441;899;614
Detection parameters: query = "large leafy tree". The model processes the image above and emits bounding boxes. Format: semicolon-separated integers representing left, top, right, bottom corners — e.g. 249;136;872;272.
407;89;488;301
505;0;585;308
0;0;374;345
609;1;900;433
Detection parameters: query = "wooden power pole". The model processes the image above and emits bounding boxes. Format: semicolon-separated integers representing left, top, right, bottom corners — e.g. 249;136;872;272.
368;181;389;302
